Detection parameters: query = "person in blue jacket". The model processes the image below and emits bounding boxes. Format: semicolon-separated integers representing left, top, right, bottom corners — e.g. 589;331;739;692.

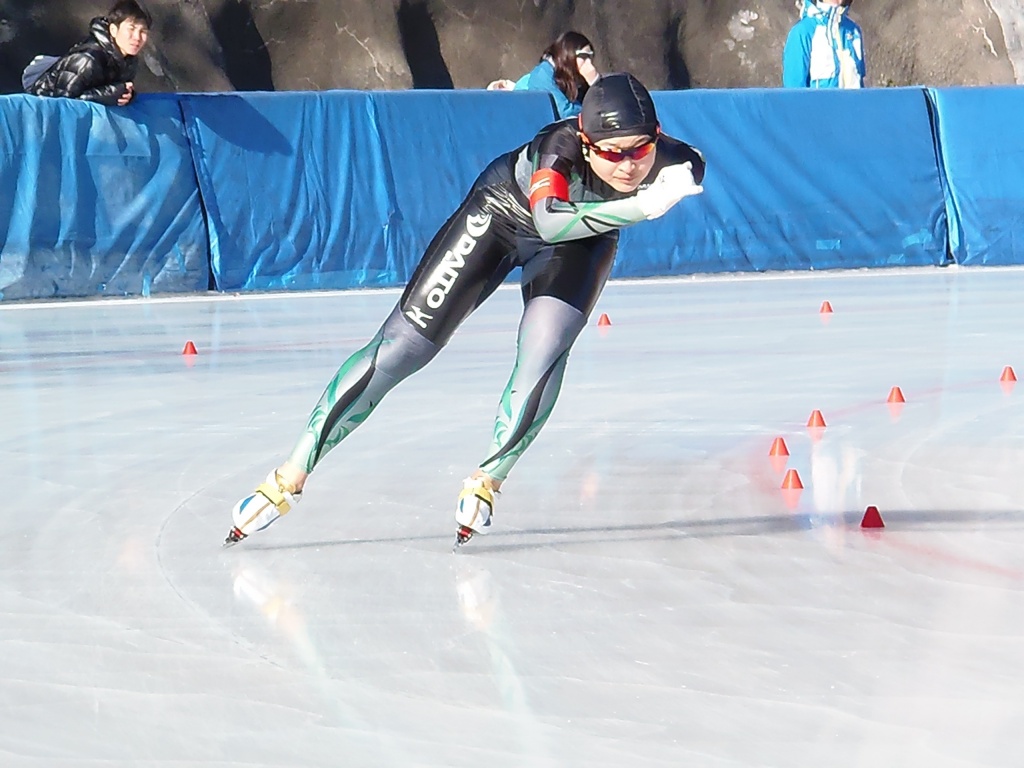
782;0;865;89
488;31;599;118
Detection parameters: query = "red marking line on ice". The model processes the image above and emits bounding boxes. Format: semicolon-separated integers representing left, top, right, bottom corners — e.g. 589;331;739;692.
868;532;1024;581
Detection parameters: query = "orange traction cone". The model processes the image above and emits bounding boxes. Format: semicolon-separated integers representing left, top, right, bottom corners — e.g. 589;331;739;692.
769;437;790;456
819;300;833;314
597;313;611;327
887;386;905;403
807;409;826;428
1000;366;1017;394
781;469;803;489
861;505;885;528
182;340;198;355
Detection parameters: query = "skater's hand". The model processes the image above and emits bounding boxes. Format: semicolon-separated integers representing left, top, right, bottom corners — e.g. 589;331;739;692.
635;162;703;220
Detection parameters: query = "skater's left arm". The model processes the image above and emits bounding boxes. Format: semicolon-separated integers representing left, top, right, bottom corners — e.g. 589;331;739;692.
657;136;706;185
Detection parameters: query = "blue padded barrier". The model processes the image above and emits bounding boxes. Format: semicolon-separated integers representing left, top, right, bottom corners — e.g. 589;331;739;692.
181;89;557;291
181;91;391;291
927;87;1024;266
0;94;209;300
617;87;951;277
4;85;1012;303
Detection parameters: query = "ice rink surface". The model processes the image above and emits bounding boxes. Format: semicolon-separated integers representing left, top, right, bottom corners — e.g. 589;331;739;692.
4;266;1024;767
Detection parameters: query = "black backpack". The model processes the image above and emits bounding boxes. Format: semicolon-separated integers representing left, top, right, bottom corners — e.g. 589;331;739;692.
22;55;60;91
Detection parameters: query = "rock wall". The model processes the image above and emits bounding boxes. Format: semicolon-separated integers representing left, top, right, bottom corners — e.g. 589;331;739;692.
0;0;1018;95
989;0;1024;82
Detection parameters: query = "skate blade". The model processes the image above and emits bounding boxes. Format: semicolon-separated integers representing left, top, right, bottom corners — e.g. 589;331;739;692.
452;526;474;553
222;527;247;548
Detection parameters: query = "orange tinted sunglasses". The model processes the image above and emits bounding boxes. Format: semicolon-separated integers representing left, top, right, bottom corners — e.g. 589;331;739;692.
583;139;657;163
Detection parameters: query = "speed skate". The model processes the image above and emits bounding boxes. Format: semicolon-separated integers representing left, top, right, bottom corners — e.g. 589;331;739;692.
453;476;497;551
223;470;301;547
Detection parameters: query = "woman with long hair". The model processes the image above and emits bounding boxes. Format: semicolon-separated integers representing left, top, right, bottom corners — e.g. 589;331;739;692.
488;31;600;118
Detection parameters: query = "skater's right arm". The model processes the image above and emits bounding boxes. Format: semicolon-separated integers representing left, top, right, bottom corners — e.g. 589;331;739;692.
528;128;704;243
527;128;647;243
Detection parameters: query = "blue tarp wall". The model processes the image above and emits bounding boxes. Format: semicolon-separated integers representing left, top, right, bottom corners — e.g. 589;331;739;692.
0;85;1020;301
181;90;557;291
0;95;208;300
926;86;1024;266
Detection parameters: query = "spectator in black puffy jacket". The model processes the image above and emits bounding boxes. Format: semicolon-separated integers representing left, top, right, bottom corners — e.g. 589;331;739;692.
27;1;152;107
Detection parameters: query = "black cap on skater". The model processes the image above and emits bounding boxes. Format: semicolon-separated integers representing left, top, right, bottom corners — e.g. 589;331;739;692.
579;72;659;142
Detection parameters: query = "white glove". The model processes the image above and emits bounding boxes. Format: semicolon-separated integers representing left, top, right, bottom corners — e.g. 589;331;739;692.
635;162;704;220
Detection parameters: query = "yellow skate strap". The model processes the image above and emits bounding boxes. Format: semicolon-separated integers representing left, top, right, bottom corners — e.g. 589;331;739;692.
256;482;293;515
458;484;494;506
